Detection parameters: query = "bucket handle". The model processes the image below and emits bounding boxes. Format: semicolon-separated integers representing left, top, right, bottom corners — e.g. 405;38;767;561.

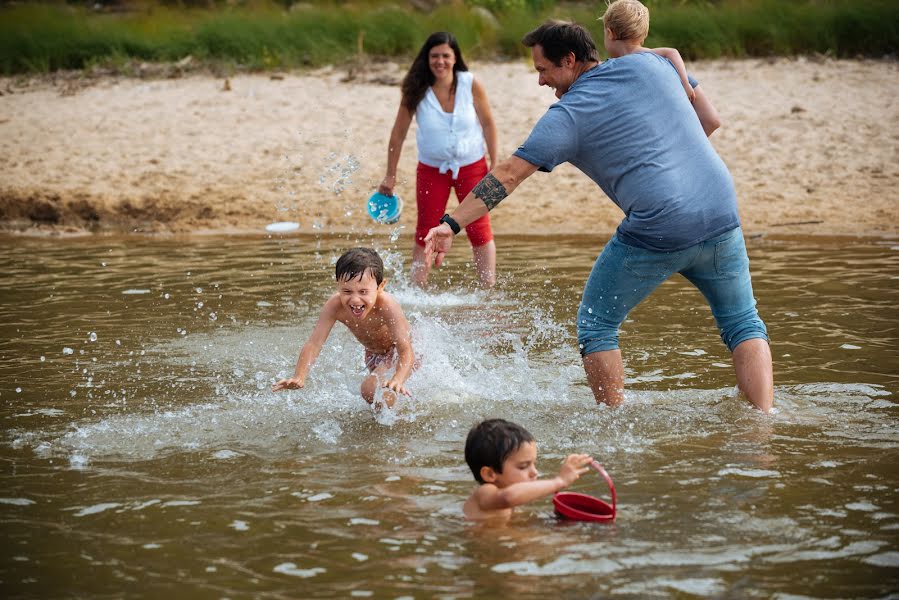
591;461;616;515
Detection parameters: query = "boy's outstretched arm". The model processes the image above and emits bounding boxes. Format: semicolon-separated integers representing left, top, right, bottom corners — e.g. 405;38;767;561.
649;47;695;103
472;454;593;511
383;298;414;396
271;297;338;392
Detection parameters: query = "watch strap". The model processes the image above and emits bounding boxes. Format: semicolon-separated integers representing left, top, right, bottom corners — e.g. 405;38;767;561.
439;213;461;235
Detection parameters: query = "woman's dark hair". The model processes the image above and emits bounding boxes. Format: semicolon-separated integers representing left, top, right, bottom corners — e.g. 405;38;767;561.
401;31;468;112
465;419;535;484
522;20;599;65
335;248;384;284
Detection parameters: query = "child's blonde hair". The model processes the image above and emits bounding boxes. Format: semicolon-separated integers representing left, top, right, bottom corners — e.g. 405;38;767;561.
602;0;650;43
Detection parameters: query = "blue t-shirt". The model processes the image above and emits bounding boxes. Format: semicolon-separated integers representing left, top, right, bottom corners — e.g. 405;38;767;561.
514;52;739;251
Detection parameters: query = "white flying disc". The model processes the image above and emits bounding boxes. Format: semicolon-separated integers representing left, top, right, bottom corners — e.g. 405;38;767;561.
265;221;300;233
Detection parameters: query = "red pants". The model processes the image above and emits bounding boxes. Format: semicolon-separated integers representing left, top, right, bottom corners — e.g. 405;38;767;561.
415;158;494;247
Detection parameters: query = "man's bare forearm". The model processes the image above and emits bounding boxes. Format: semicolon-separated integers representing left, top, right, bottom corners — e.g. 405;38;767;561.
472;173;509;211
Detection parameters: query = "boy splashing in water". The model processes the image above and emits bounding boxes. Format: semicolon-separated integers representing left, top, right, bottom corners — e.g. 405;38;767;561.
463;418;593;520
272;248;414;408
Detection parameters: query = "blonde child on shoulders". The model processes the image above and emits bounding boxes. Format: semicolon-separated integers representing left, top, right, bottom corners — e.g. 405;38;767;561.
602;0;695;103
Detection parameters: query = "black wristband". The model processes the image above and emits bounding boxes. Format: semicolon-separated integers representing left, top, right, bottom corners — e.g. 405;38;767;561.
439;213;461;235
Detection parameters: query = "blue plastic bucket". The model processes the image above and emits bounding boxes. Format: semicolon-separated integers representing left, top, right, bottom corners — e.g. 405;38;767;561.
367;192;403;225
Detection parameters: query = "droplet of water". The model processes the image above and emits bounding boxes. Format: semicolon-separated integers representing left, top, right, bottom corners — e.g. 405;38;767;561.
587;307;593;314
88;332;97;342
63;347;74;355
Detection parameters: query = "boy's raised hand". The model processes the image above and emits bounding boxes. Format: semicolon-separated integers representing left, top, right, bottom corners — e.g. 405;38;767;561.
685;85;696;103
271;376;305;392
558;453;594;488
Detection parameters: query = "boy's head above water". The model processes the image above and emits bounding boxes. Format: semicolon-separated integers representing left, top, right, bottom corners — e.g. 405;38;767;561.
465;419;537;486
602;0;650;43
335;248;386;320
335;247;384;284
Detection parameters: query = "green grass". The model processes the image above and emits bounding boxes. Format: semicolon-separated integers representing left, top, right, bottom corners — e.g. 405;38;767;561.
0;0;896;75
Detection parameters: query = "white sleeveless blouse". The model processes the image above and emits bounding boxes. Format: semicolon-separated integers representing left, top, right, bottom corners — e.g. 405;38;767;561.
415;71;485;178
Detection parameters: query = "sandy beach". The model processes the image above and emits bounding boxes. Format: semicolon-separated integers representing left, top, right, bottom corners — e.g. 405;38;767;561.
1;57;897;238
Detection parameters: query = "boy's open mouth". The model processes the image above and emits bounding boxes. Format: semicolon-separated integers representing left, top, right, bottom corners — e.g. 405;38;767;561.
350;304;365;317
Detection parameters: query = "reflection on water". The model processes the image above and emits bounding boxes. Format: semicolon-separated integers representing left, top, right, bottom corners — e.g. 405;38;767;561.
0;233;897;598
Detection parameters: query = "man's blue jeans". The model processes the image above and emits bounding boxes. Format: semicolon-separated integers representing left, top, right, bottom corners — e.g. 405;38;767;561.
577;227;768;355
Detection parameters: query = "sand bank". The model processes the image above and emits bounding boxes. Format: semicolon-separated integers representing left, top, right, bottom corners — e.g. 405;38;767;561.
1;57;897;238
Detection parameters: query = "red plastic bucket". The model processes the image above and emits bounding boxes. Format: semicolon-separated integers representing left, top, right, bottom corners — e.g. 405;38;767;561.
553;461;616;522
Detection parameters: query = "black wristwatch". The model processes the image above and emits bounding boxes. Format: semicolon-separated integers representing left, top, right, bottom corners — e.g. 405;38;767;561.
439;213;461;235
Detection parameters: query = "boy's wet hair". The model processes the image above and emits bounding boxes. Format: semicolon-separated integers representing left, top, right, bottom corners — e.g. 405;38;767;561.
465;419;535;484
335;248;384;284
602;0;650;43
521;20;599;66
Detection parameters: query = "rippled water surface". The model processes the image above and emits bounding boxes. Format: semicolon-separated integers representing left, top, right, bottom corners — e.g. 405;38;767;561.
1;233;897;598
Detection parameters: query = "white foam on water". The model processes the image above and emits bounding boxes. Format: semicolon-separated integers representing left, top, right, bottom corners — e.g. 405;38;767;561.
492;556;620;576
764;540;886;563
845;501;879;512
212;450;241;460
229;520;249;531
717;467;781;478
71;502;122;517
0;498;36;506
862;551;899;567
657;578;725;596
131;499;161;511
307;493;333;502
122;289;152;295
272;562;326;578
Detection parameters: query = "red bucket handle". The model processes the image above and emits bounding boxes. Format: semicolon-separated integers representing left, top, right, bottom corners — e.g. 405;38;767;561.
591;461;616;516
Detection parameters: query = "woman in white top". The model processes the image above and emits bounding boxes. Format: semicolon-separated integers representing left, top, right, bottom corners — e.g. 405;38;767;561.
379;32;498;288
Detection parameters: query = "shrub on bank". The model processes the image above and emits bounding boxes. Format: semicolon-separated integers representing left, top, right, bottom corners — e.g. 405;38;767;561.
0;0;896;75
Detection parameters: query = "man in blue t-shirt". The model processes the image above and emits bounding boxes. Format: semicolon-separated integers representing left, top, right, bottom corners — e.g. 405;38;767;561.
424;21;773;412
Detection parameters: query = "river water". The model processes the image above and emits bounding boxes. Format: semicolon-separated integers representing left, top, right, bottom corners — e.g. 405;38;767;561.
1;233;897;598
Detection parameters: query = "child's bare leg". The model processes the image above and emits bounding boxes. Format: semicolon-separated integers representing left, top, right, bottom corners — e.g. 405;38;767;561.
361;374;378;404
360;373;397;408
411;244;430;288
